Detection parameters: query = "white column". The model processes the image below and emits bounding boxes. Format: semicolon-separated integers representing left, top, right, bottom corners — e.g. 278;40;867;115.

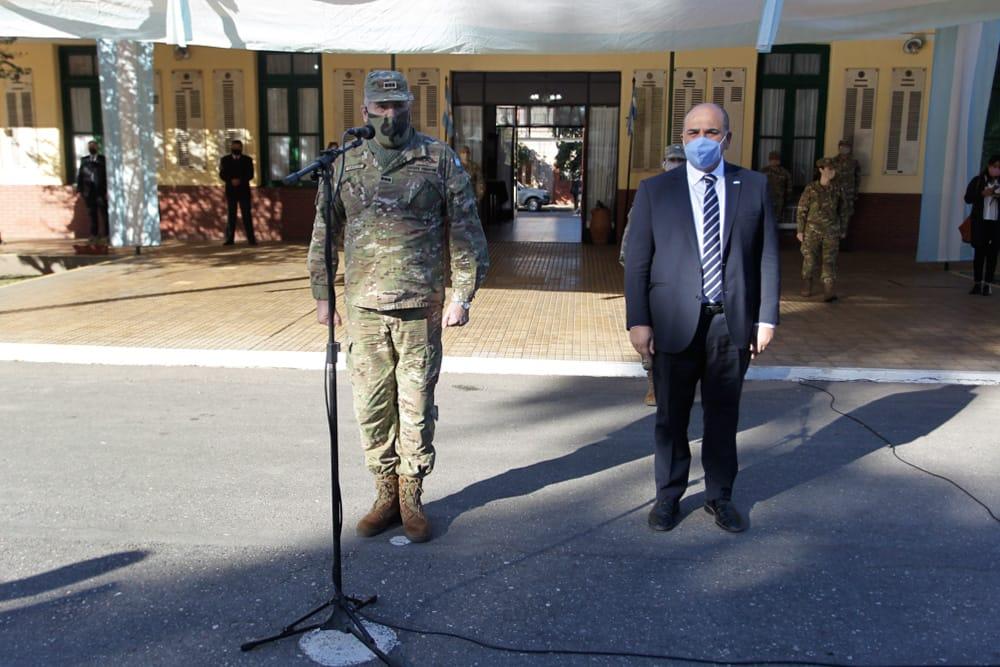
97;39;161;248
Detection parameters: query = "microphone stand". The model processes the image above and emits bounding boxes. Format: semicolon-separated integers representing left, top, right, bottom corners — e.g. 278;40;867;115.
241;138;398;666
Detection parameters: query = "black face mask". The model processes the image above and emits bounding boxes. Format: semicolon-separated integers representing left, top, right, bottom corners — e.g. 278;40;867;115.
232;149;242;157
367;108;412;149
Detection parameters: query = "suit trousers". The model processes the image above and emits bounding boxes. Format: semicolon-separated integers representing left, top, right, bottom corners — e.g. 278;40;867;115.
972;221;999;284
225;193;255;243
85;195;109;238
652;310;751;504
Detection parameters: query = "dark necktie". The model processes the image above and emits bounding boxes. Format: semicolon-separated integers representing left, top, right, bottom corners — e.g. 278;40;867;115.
701;173;723;303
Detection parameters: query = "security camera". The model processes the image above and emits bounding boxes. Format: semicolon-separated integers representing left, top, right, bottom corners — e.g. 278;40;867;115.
903;35;925;54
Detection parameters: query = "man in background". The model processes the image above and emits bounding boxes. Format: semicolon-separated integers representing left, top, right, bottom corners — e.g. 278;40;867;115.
832;138;861;241
76;140;108;242
219;139;256;246
760;150;792;226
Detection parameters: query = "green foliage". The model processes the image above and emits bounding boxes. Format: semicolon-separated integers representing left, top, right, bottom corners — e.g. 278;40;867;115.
0;38;26;81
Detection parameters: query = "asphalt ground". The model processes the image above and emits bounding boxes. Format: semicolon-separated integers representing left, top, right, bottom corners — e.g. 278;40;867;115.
1;363;999;666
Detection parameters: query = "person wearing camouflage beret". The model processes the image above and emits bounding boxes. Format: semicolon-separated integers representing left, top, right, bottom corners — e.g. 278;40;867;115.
620;142;687;408
760;150;792;227
307;70;489;543
797;157;848;302
833;138;861;234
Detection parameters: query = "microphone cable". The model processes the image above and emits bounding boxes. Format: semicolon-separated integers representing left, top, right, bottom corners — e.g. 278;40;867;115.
798;380;999;524
346;380;998;665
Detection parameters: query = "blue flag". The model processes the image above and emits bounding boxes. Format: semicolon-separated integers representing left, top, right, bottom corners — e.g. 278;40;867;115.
442;76;454;143
626;80;638;137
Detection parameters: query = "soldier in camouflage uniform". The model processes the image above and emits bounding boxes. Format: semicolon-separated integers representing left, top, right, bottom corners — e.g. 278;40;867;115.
620;143;686;407
832;138;861;235
797;157;848;302
308;71;489;543
459;146;485;201
760;150;792;225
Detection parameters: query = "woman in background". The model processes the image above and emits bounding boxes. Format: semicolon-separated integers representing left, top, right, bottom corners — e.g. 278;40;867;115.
965;155;1000;296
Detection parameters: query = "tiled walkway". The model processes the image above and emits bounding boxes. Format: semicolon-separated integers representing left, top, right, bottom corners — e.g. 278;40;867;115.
1;239;998;371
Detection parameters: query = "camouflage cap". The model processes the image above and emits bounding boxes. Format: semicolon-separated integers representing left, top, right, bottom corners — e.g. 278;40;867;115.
664;143;686;160
816;157;836;169
838;138;852;147
365;70;414;103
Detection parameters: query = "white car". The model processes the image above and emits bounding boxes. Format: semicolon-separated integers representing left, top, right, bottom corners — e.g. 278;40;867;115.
516;182;551;212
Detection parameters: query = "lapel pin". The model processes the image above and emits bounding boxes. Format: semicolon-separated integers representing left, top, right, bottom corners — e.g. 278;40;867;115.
733;180;741;185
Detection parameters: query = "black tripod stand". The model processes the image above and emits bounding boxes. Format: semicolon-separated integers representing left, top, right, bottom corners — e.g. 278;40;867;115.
241;136;398;666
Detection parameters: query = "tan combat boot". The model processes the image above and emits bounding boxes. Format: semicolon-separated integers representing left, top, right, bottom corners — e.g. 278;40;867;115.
398;475;432;543
644;370;656;407
800;278;812;297
823;281;838;302
356;474;400;537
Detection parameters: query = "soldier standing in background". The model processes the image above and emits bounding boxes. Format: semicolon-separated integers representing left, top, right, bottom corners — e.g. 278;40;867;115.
832;138;861;239
760;150;792;225
459;145;485;202
797;158;848;302
620;142;686;407
308;71;489;543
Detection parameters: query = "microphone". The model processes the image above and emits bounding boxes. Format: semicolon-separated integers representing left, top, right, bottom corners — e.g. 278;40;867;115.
345;125;375;140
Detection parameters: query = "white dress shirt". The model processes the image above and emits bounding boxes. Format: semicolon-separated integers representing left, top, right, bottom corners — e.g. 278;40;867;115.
985;179;999;221
686;159;726;258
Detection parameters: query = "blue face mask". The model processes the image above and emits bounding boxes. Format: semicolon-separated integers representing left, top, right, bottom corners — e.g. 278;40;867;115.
684;136;724;171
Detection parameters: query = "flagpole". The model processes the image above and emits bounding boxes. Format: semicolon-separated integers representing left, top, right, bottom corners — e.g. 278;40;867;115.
623;77;637;243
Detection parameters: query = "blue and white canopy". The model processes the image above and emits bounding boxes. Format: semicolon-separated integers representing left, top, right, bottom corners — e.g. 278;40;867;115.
2;0;999;52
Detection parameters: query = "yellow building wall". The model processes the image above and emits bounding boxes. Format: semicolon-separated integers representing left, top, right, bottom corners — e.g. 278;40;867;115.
0;41;63;185
826;39;935;194
153;44;258;187
2;39;935;196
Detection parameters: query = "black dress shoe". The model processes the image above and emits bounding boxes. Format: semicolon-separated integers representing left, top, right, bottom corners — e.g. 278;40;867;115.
648;499;681;532
223;240;234;246
248;239;258;246
704;499;746;533
969;283;982;295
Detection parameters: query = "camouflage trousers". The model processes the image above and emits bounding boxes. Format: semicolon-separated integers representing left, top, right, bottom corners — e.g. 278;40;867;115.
801;226;840;285
345;305;443;479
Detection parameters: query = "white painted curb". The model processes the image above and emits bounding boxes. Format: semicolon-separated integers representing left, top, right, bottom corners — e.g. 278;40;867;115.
1;343;998;385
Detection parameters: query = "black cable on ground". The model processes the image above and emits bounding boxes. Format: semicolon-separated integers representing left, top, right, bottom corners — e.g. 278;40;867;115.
342;382;1000;666
357;610;995;667
799;380;999;524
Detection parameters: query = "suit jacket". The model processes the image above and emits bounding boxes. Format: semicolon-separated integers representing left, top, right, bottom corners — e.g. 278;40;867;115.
965;174;999;247
76;154;107;200
219;154;254;197
624;161;780;354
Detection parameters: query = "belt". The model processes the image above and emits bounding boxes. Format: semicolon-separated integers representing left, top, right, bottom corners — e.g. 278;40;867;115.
701;302;724;316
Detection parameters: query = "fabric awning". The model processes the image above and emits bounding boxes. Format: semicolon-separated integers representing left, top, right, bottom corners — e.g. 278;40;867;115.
3;0;1000;52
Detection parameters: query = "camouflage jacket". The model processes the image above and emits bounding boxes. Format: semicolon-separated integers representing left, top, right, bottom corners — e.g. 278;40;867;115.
832;155;860;200
796;181;848;236
760;165;793;209
463;160;486;200
307;133;489;309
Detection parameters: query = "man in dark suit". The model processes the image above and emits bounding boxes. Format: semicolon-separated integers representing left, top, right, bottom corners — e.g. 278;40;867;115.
624;103;780;533
218;139;256;245
76;140;109;241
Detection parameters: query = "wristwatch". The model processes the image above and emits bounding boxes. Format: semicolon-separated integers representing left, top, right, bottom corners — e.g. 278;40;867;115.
453;299;471;310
